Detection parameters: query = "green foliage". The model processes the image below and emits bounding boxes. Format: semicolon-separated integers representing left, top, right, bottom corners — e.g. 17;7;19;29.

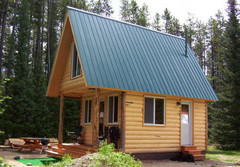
120;0;149;27
0;157;12;167
88;0;114;16
49;155;74;167
206;145;240;163
63;99;81;142
0;79;11;114
152;12;161;31
90;142;142;167
208;0;240;149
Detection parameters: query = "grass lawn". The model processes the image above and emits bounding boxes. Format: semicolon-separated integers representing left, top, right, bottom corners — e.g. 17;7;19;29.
206;145;240;164
16;158;60;166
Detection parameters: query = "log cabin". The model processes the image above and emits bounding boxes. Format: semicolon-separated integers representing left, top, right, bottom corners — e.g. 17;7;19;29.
46;6;218;160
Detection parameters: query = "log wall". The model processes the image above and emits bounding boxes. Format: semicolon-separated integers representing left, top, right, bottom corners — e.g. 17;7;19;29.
60;37;86;93
193;101;207;151
124;92;207;153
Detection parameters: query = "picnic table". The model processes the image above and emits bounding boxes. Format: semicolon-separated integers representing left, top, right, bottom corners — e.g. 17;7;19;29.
12;137;52;152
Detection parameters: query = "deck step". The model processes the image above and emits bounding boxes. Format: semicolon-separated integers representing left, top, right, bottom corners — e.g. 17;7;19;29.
59;144;95;152
183;150;201;155
181;145;197;151
46;150;63;159
47;144;96;159
181;145;205;161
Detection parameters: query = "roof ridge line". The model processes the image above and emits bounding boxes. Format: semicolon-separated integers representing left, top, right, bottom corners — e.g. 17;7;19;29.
67;6;185;40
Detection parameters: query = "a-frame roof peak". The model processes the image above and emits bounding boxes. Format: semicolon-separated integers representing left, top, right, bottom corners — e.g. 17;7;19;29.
64;6;218;101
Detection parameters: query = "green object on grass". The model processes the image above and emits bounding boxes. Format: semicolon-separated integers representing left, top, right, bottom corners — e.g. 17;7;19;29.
16;158;60;166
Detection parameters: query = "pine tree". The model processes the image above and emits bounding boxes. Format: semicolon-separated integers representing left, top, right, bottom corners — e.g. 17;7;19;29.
224;0;240;148
137;3;149;27
184;13;196;48
193;21;208;72
170;17;182;36
3;0;35;137
102;0;114;17
206;12;231;146
152;12;161;31
120;0;130;22
162;8;172;33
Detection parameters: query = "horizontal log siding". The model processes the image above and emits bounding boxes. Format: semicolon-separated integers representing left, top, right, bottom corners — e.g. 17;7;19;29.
193;101;206;151
125;93;181;153
80;96;94;146
60;33;86;93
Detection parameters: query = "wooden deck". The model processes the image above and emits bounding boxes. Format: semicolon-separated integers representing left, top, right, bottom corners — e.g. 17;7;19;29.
46;144;95;159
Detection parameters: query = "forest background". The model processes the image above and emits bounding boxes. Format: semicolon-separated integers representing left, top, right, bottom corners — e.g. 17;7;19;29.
0;0;239;149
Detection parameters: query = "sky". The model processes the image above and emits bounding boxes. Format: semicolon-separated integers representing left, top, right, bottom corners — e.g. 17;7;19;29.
111;0;230;24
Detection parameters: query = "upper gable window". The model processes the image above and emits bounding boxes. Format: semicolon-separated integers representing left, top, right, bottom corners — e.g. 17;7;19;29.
71;43;81;78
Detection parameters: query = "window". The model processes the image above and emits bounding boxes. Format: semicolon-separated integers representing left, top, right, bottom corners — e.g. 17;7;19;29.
71;43;81;78
108;96;118;123
181;104;189;124
84;100;92;123
144;97;165;125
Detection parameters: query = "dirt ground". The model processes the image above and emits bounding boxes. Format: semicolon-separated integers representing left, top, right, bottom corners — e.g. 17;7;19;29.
0;147;238;167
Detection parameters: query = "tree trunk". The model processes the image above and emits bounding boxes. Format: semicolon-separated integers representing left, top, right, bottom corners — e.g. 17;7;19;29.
0;0;8;82
6;0;18;79
47;0;51;81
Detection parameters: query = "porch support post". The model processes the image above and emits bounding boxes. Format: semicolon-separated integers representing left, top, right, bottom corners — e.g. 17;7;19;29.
58;94;64;144
121;92;126;152
93;89;100;148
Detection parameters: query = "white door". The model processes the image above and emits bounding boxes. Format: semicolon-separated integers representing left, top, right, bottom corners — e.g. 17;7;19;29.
181;102;192;145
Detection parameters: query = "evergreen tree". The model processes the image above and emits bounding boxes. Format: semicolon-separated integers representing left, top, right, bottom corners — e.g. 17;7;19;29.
137;3;149;27
162;8;172;33
120;0;130;22
161;8;182;36
128;0;138;24
89;0;113;16
3;0;35;137
224;0;240;148
184;13;196;48
206;12;231;146
102;0;114;17
152;12;161;31
193;21;208;72
170;17;182;36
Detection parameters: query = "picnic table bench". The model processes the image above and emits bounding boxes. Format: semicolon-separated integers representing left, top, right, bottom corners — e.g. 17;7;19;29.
12;137;52;152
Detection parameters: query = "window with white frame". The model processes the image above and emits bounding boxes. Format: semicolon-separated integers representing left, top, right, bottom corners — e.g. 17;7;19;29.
71;43;81;78
84;100;92;123
144;97;165;125
108;96;118;123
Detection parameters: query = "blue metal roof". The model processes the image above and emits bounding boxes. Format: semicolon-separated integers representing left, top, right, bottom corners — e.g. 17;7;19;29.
68;7;218;101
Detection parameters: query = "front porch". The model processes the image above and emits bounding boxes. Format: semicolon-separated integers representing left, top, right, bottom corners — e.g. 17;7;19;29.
48;88;126;159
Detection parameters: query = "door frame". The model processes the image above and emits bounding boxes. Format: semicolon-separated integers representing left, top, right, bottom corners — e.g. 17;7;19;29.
180;101;193;146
